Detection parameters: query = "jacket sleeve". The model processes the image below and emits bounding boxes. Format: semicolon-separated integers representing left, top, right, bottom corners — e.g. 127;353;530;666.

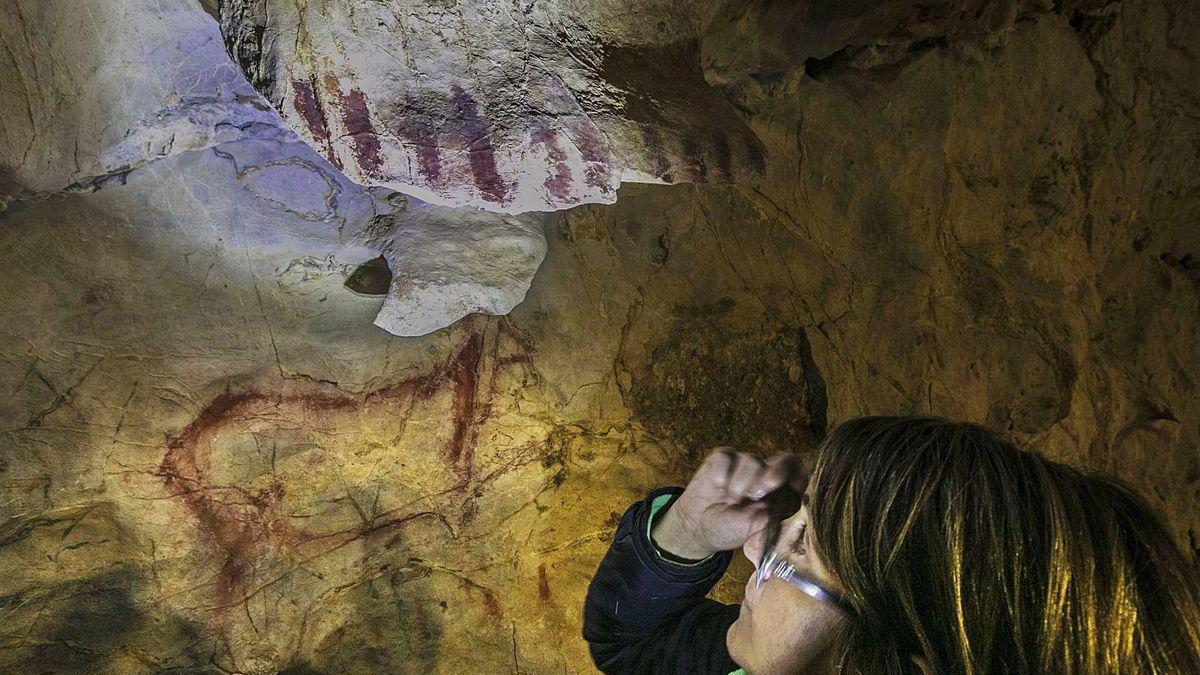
583;486;742;675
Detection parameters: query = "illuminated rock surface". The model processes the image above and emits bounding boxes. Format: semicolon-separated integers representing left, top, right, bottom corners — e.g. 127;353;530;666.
0;0;280;200
367;206;549;337
0;0;546;338
218;0;767;211
1;0;1199;674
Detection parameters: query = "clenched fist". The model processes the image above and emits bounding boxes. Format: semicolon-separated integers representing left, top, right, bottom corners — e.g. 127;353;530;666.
650;448;808;560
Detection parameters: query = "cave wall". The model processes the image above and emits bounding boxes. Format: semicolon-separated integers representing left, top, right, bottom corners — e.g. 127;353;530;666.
0;0;551;339
217;0;767;212
1;0;1199;673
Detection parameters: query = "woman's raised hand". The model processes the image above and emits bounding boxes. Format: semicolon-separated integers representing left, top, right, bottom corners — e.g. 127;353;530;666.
650;448;805;560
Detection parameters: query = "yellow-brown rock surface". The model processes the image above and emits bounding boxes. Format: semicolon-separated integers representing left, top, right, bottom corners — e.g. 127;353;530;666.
2;0;1198;673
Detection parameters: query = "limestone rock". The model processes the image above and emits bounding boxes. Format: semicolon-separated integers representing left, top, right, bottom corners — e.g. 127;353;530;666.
0;0;551;338
2;0;1199;673
368;203;548;337
206;137;549;338
0;0;281;200
700;0;1057;88
218;0;767;212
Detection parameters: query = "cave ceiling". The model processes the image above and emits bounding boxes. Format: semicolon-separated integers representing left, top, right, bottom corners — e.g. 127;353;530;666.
2;0;1199;673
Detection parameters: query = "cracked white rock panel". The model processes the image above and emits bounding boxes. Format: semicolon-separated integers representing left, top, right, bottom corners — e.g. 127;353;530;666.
219;0;767;213
0;0;281;200
367;204;549;337
117;132;549;340
0;0;551;337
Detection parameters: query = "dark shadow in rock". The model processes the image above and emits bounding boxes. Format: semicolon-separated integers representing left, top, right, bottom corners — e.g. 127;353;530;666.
0;504;225;674
286;531;443;675
0;567;141;674
344;256;392;296
631;298;828;460
0;162;20;203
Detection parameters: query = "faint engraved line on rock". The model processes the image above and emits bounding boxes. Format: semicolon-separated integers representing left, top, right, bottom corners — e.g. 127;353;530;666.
535;528;615;555
24;358;101;429
201;510;454;613
694;190;768;312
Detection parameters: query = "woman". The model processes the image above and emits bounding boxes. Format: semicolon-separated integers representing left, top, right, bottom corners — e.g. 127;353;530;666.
583;416;1200;674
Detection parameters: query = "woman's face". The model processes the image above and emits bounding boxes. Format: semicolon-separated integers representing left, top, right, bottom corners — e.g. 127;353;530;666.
726;489;845;675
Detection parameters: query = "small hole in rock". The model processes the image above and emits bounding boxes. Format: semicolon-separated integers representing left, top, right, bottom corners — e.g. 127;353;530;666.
344;256;392;296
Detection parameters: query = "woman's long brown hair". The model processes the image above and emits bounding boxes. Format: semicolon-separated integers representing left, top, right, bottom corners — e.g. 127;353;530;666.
809;416;1200;674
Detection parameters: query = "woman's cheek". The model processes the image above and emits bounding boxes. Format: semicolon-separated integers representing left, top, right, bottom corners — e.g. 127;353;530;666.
743;527;766;566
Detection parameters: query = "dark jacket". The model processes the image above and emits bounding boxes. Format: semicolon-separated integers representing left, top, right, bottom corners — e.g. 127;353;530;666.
582;486;742;674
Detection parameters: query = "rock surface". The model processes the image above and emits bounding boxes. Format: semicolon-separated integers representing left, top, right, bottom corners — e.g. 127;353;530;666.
2;0;1199;674
365;203;549;337
0;0;548;337
219;0;767;212
0;0;280;200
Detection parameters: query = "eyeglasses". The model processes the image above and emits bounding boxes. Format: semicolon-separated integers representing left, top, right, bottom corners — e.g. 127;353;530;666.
755;492;853;615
